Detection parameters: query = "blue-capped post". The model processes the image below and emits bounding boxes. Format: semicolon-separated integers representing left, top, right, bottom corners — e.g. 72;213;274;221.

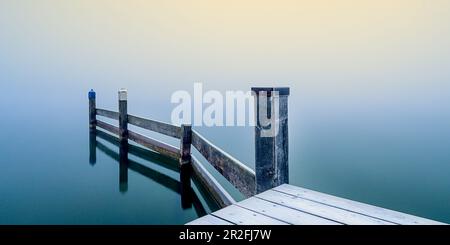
88;89;96;130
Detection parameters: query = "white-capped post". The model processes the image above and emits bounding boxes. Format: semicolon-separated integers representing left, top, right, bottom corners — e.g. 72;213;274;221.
118;88;129;193
118;88;128;143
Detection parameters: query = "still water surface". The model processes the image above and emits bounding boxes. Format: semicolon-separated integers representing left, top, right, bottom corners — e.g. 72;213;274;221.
2;0;450;224
0;83;449;224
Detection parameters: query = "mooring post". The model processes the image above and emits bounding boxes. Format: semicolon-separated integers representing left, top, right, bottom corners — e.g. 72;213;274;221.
118;88;129;193
88;89;96;130
118;88;128;143
179;124;193;208
180;124;192;166
252;87;290;194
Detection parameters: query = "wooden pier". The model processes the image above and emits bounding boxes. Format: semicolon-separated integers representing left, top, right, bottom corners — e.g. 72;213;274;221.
187;184;444;225
88;87;445;225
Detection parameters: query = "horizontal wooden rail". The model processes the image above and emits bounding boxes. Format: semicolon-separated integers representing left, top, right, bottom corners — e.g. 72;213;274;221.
191;156;236;208
96;108;119;120
128;130;180;160
96;120;120;135
128;114;181;139
191;130;256;197
96;120;180;160
95;125;231;209
90;88;288;205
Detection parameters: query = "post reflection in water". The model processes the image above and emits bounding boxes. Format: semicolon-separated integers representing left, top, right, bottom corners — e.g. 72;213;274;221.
180;163;193;209
88;128;217;217
119;140;129;193
89;130;96;166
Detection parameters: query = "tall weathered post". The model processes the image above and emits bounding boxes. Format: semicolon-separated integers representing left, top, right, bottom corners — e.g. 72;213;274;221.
118;88;129;193
252;87;290;194
179;124;193;208
179;124;192;166
88;89;96;130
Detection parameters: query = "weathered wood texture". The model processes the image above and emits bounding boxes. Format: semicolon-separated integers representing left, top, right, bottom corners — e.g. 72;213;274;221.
118;89;128;142
235;197;339;225
191;130;256;198
96;120;120;136
95;110;181;140
88;90;96;129
128;130;180;160
252;87;289;194
210;205;289;225
191;156;236;208
96;120;180;160
96;108;119;120
273;184;444;225
89;90;251;201
187;184;446;225
257;190;393;225
179;125;192;165
128;115;181;139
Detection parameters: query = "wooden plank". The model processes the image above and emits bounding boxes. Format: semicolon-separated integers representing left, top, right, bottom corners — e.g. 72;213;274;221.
256;190;395;225
128;114;181;139
96;108;119;120
128;130;180;160
235;197;340;225
96;120;120;136
211;205;289;225
191;130;256;197
191;156;236;208
186;215;234;225
273;184;445;225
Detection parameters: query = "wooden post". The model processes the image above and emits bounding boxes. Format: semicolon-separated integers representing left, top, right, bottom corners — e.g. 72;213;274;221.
118;89;128;143
180;124;192;165
88;89;96;130
179;124;193;208
118;88;129;193
252;87;290;194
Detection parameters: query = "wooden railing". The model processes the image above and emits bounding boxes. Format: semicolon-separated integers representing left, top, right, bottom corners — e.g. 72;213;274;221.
88;87;289;208
191;131;256;197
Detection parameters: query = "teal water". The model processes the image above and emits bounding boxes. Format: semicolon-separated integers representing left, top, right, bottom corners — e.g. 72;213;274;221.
0;83;449;224
0;87;220;224
1;1;450;224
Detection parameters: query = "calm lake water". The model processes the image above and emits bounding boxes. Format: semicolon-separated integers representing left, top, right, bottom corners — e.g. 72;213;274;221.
1;1;450;224
0;82;449;224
